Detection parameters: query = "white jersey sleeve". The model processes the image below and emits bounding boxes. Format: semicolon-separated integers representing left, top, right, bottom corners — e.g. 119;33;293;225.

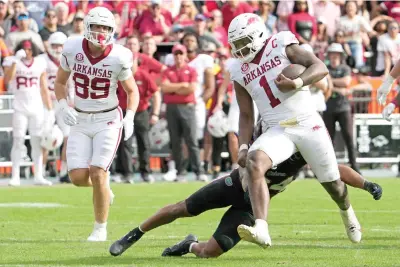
117;46;133;81
275;31;299;60
60;37;76;72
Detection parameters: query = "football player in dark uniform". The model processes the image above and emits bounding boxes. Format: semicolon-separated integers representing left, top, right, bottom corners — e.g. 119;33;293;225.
109;122;382;258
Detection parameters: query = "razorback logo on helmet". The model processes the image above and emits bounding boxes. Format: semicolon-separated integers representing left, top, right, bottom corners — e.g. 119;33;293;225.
247;17;258;25
241;63;249;74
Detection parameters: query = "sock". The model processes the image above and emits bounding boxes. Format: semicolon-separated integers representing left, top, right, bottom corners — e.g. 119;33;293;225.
168;160;176;171
94;221;107;229
138;225;146;233
31;136;43;179
11;137;24;180
189;242;196;253
254;219;268;229
60;161;68;176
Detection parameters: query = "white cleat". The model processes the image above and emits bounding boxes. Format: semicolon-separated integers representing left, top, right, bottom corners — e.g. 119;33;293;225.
340;205;362;243
8;178;21;187
196;174;209;182
109;188;115;206
87;227;107;242
237;220;272;249
34;178;52;186
162;169;177;182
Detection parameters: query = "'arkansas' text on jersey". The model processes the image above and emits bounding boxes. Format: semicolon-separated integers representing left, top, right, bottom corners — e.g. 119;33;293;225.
243;56;281;86
72;63;112;79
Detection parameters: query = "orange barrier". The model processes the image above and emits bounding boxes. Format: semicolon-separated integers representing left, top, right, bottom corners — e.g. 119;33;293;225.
350;77;399;114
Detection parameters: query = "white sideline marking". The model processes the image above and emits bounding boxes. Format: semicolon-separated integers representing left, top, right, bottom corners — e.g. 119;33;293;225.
0;202;68;208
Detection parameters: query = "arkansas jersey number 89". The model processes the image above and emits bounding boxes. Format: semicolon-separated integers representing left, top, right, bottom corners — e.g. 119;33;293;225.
73;72;110;99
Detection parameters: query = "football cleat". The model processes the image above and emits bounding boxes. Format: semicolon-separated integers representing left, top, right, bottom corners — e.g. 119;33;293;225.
8;178;21;187
34;177;52;186
161;234;198;257
237;222;272;249
162;169;177;182
109;227;144;256
87;227;107;242
340;206;362;243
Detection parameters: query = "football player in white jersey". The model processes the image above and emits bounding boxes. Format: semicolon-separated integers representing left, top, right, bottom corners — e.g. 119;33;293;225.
54;7;139;242
227;13;361;247
38;31;73;183
3;40;54;186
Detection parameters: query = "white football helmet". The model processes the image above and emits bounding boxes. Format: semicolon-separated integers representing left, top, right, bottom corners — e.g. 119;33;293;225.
228;13;269;63
149;119;170;150
207;110;229;138
41;125;63;151
84;7;116;47
48;32;68;60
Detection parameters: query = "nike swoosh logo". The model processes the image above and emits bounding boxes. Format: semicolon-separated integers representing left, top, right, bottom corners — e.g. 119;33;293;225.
266;50;272;57
103;64;110;67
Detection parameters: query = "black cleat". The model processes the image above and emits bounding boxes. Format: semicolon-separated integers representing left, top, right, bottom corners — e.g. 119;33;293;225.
109;227;144;256
364;182;383;200
161;234;198;257
59;174;71;184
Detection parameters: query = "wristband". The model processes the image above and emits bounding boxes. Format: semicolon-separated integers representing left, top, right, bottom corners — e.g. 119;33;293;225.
59;98;68;109
239;144;248;152
293;77;304;89
391;98;399;108
125;109;135;119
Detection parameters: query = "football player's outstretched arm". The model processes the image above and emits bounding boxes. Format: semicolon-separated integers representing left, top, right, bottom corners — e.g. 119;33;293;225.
3;61;17;86
202;67;215;102
235;81;254;156
54;67;71;101
40;72;52;110
377;59;400;105
286;44;329;87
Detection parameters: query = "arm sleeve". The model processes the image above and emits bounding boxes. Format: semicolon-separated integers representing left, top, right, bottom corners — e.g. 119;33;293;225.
117;49;134;81
280;31;299;47
60;53;71;72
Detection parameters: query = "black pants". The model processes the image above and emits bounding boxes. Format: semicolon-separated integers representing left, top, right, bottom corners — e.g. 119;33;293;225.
323;110;357;168
116;110;151;177
212;136;226;167
166;103;201;175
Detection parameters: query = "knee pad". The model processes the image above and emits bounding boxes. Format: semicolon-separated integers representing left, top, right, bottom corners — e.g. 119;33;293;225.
198;138;204;149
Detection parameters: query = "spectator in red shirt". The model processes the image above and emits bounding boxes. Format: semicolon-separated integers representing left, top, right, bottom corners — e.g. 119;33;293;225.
221;0;253;32
135;0;172;43
287;0;317;44
380;1;400;23
207;10;228;47
124;35;166;82
116;57;161;183
142;36;157;58
161;44;207;182
174;0;198;27
88;0;113;11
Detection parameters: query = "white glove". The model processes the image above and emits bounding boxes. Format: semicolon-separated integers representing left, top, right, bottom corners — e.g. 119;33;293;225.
59;98;78;126
122;110;135;141
377;75;395;105
382;103;396;121
15;49;26;60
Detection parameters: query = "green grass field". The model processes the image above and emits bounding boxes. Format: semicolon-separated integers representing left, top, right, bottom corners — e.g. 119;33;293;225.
0;178;399;267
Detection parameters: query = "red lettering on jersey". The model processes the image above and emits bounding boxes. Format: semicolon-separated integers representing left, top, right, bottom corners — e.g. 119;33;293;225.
77;64;82;73
243;57;282;86
92;68;98;77
16;76;38;89
247;17;257;25
272;39;277;48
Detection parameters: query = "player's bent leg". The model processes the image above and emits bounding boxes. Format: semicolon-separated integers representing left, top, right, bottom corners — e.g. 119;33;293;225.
68;168;91;186
321;180;362;243
110;201;191;256
189;238;224;258
87;165;110;242
338;165;382;200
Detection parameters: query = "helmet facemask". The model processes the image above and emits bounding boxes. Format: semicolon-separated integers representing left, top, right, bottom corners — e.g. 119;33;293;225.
230;31;266;63
85;24;114;47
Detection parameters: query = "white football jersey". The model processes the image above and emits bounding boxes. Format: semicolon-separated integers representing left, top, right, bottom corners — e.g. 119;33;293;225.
60;36;133;112
6;57;46;112
228;31;316;127
164;53;214;100
38;53;74;102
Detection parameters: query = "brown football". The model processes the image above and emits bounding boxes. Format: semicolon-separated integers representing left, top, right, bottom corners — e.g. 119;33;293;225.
281;64;306;80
